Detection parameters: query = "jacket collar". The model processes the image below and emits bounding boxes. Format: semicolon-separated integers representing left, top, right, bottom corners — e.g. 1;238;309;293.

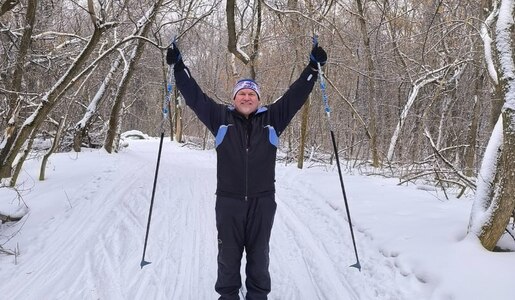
228;106;268;119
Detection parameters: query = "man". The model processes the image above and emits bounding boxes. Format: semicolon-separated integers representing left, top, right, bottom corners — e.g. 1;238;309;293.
167;41;327;300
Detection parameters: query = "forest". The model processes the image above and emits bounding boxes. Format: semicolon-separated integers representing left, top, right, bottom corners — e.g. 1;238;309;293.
1;0;514;251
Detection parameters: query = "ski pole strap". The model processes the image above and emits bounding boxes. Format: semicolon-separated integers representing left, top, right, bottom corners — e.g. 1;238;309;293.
164;67;173;118
317;62;331;117
312;35;331;117
160;66;174;134
160;36;177;131
161;67;172;121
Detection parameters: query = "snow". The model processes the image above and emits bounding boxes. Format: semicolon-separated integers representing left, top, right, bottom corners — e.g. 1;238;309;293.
1;139;515;299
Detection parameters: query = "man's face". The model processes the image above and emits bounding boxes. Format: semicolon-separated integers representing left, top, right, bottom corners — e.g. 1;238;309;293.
233;88;259;118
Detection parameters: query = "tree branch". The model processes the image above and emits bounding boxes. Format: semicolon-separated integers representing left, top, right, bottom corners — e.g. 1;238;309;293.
423;127;476;189
0;0;20;17
226;0;250;64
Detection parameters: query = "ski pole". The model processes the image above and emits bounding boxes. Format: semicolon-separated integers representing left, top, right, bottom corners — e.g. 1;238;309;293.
140;41;175;269
313;36;361;271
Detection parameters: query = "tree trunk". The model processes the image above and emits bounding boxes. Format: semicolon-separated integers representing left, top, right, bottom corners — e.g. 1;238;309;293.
469;0;515;250
104;2;163;153
40;117;66;181
297;96;310;169
0;0;37;177
477;0;503;131
226;0;250;65
0;0;20;17
355;0;380;167
464;96;481;177
104;49;134;153
386;76;439;162
10;126;37;186
4;0;36;120
73;55;122;152
478;109;515;250
226;0;261;78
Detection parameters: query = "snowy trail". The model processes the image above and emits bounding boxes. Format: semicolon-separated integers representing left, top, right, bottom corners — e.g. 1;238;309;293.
0;140;421;299
0;153;154;299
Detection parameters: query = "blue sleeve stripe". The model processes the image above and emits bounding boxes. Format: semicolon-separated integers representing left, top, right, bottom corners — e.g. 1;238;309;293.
215;125;229;148
266;125;279;147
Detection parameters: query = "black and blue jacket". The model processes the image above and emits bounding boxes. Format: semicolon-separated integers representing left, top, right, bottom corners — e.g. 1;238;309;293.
174;65;318;199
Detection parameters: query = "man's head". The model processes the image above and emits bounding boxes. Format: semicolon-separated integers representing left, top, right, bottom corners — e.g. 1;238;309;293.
232;79;260;118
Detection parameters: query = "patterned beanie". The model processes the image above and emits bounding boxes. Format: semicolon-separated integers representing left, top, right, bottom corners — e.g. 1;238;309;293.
232;79;261;100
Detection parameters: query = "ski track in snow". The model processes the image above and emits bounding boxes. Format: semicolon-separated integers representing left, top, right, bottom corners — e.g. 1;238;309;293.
0;141;422;299
274;170;421;300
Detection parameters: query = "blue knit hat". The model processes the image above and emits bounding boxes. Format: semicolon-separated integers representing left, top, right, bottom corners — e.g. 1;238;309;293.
232;79;261;100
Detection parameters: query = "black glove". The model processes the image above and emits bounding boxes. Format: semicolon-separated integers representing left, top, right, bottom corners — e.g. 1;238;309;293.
166;42;185;71
309;44;327;69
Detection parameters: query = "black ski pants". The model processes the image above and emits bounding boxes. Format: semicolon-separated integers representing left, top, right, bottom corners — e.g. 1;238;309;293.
215;194;277;300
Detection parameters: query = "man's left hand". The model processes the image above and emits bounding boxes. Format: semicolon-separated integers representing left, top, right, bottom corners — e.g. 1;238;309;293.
309;45;327;69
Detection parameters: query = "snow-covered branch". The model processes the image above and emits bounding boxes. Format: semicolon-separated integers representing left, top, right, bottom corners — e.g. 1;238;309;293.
386;60;469;162
75;53;122;131
481;2;500;85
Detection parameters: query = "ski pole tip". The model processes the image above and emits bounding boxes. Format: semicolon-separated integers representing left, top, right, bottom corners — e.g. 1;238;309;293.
140;260;151;269
350;261;361;272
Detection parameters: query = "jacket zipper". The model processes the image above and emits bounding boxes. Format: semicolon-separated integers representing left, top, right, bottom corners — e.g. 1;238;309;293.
244;121;251;201
245;148;249;201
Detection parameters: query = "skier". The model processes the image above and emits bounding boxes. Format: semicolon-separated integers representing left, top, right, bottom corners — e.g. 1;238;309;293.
166;41;327;300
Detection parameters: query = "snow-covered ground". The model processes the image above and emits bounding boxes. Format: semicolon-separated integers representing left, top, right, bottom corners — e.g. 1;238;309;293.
1;139;515;299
